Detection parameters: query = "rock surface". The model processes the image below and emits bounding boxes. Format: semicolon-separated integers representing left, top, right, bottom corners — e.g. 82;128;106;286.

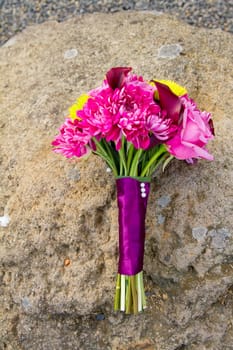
0;11;233;350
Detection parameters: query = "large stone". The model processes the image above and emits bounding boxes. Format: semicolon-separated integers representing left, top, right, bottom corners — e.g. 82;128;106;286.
0;11;232;350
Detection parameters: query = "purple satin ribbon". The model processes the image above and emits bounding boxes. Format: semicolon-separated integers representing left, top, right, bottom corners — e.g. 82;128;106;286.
116;177;150;275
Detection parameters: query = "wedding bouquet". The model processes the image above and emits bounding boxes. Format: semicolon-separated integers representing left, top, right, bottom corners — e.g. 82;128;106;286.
52;67;214;314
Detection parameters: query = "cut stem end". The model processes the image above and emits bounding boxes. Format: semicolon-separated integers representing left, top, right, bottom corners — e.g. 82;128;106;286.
114;271;146;314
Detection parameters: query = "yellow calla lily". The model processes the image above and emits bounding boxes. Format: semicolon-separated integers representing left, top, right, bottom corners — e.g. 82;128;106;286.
156;80;187;96
150;79;187;99
69;94;89;120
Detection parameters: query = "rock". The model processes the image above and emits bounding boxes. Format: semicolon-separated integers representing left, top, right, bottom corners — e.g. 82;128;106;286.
2;36;17;48
63;48;78;59
192;226;208;242
157;43;183;59
0;11;232;350
157;194;171;208
0;214;10;227
208;228;231;250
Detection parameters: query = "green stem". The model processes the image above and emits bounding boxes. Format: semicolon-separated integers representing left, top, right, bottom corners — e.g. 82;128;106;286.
129;149;143;177
93;139;118;176
125;277;132;314
140;272;146;309
101;139;119;174
162;154;174;172
140;151;148;173
126;143;135;172
119;157;123;176
137;273;142;312
148;153;169;175
141;145;167;177
120;275;126;311
114;274;121;311
93;151;118;177
130;275;138;314
119;137;128;176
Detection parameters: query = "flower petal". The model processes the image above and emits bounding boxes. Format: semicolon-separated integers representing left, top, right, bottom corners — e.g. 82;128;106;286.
208;118;215;136
155;81;182;123
106;67;132;90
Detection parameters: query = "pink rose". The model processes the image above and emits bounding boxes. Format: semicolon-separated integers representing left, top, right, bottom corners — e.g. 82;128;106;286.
166;96;214;161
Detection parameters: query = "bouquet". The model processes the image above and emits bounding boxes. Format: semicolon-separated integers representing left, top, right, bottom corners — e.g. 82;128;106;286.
52;67;214;314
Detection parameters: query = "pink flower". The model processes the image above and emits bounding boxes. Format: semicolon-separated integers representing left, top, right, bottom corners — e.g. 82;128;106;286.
166;96;214;161
52;118;91;158
78;68;178;150
116;82;159;149
53;68;214;160
146;109;178;141
78;70;158;149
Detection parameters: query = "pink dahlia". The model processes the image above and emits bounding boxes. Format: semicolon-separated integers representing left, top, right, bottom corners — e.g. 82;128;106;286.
52;118;91;158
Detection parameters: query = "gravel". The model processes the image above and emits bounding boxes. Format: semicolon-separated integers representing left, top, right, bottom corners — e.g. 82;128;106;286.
0;0;232;46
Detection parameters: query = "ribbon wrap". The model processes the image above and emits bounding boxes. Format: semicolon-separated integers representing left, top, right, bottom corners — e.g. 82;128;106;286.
116;177;150;275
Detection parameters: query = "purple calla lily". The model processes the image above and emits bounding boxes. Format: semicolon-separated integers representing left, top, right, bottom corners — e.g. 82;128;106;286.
154;81;182;123
106;67;132;90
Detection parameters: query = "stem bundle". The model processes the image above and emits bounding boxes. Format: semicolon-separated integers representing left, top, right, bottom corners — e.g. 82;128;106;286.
114;272;146;314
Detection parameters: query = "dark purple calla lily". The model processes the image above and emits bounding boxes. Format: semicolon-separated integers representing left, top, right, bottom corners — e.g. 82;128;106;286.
153;81;182;123
106;67;132;90
208;118;215;136
88;139;97;151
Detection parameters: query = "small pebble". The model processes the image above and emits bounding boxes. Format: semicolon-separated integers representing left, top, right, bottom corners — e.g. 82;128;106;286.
158;43;183;59
208;228;231;249
0;214;10;227
2;36;17;47
192;226;208;241
64;258;71;267
157;214;165;225
96;313;105;321
22;297;31;310
157;195;171;208
145;291;153;297
66;168;80;181
64;49;78;59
